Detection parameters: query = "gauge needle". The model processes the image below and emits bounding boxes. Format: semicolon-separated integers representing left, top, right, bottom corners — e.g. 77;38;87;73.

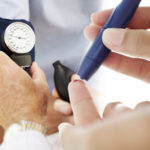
12;36;27;39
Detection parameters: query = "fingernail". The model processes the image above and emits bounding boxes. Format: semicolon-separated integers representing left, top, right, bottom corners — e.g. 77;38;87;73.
73;79;81;83
102;29;126;48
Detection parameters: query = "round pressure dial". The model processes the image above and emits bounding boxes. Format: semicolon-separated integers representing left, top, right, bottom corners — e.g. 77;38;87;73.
4;22;35;54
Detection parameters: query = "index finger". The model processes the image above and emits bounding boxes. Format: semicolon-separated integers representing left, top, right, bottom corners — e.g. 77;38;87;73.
91;7;150;29
68;79;100;126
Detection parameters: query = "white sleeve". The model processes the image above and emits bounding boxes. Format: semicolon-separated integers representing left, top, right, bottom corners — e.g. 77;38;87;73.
1;130;51;150
0;0;29;20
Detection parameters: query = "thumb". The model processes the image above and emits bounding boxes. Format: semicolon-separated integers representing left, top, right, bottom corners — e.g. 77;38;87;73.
30;62;49;93
102;28;150;60
58;123;79;150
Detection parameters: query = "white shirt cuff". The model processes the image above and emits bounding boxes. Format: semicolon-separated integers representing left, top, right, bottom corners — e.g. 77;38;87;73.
1;130;50;150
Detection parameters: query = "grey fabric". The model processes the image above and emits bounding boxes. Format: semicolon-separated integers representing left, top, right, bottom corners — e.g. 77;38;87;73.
29;0;101;89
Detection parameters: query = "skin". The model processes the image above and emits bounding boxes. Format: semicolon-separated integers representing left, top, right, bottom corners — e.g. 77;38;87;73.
0;51;72;143
57;7;150;150
0;53;49;129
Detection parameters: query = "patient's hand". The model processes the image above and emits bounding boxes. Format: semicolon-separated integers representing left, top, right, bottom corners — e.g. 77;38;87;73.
52;74;101;127
0;52;49;130
51;74;81;125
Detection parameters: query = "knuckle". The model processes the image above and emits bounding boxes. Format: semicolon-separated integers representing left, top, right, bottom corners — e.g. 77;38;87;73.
103;102;121;117
134;30;150;57
135;101;150;109
123;30;150;57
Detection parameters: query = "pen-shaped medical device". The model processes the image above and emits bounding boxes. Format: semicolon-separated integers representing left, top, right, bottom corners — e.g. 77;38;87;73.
78;0;141;80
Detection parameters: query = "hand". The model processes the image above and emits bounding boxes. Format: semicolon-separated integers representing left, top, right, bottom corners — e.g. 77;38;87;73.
52;74;101;126
59;79;150;150
51;75;80;125
84;7;150;83
46;94;73;135
0;52;49;130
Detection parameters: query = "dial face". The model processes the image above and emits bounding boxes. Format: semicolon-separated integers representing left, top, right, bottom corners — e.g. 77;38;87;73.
4;22;35;54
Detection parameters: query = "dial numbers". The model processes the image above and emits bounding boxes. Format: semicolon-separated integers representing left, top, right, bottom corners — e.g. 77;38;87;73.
4;22;35;54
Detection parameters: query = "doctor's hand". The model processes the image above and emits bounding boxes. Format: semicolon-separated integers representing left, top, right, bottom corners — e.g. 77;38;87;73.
0;52;49;130
84;7;150;83
59;79;150;150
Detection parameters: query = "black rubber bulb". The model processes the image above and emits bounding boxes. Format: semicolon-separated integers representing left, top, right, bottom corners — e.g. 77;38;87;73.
53;61;75;102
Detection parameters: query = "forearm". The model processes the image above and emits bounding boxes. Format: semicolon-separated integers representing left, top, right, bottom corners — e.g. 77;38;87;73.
0;0;29;20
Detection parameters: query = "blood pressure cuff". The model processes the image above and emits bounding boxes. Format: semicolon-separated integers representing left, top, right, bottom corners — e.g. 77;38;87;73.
0;18;35;72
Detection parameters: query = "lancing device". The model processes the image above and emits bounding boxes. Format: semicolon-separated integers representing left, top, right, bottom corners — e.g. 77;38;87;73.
53;0;141;102
77;0;141;80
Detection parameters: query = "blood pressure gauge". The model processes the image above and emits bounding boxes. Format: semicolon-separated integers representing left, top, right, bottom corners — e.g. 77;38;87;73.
3;22;35;54
2;22;35;68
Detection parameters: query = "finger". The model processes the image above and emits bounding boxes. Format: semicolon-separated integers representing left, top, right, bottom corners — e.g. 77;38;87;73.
71;74;80;81
84;25;101;41
91;7;150;29
54;99;72;115
58;123;80;150
103;102;131;118
103;52;150;83
52;74;80;98
30;62;49;95
135;101;150;110
87;107;150;150
30;62;49;92
102;28;150;60
62;116;74;124
52;88;59;98
68;80;100;126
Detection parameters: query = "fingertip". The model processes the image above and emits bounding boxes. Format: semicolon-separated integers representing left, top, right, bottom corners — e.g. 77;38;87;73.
91;12;98;23
91;9;113;26
54;99;72;115
68;80;85;98
68;80;99;126
30;62;39;78
52;88;59;98
58;122;72;132
84;25;101;41
71;74;80;81
83;26;91;40
58;122;74;140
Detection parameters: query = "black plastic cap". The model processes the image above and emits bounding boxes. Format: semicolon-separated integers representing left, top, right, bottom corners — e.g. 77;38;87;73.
53;61;74;102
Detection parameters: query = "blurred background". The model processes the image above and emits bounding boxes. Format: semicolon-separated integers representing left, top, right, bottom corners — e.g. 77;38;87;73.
87;0;150;113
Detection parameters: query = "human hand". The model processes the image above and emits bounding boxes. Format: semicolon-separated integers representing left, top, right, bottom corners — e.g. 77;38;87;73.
51;74;80;125
59;79;150;150
84;7;150;83
52;74;101;126
0;52;49;130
